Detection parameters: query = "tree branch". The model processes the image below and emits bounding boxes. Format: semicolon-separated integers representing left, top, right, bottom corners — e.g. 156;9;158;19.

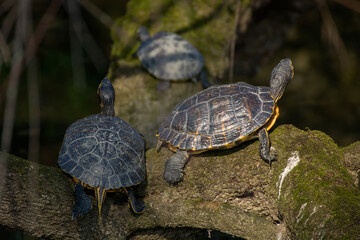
1;125;359;239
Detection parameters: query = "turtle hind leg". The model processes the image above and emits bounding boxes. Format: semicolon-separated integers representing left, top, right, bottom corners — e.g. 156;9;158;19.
72;182;92;219
197;70;211;89
163;150;190;184
125;188;145;214
258;128;277;165
156;80;171;91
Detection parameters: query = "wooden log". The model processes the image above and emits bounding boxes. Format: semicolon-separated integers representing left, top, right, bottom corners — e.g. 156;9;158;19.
0;125;359;239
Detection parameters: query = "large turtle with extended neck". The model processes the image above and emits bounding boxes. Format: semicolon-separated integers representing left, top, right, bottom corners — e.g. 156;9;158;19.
58;78;146;218
156;58;294;184
136;26;211;91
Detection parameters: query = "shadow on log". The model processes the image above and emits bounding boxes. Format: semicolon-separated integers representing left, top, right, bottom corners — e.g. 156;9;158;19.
0;125;359;239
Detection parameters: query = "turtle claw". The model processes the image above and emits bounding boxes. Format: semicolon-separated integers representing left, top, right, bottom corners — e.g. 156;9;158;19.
267;152;278;167
268;158;275;167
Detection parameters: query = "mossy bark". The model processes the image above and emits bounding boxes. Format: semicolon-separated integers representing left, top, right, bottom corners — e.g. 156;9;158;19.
342;141;360;188
267;126;360;239
0;125;359;239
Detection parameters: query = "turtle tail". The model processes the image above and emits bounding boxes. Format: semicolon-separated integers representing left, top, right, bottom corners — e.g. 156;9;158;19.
94;187;107;217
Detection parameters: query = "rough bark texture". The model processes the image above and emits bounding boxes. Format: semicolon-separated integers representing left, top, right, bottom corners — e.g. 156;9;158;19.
108;0;314;147
0;125;359;239
343;141;360;187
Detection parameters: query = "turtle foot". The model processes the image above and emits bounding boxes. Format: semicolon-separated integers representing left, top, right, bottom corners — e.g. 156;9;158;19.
127;188;145;214
259;128;278;166
163;169;184;185
72;182;92;219
156;80;171;91
269;152;278;165
163;150;189;185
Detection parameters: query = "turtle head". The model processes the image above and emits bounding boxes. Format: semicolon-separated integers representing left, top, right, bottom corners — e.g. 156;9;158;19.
97;77;115;116
137;26;150;42
270;58;294;102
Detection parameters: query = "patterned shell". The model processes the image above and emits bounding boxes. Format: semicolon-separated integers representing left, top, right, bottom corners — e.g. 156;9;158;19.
58;114;146;190
137;31;204;80
157;82;276;151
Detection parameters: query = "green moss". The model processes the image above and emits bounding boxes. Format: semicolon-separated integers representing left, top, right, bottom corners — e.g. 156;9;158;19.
241;0;252;6
188;198;205;204
342;140;360;152
270;126;360;238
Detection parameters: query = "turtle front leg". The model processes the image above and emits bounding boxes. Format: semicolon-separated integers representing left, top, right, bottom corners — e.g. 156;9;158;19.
72;182;92;219
163;150;190;184
258;128;277;165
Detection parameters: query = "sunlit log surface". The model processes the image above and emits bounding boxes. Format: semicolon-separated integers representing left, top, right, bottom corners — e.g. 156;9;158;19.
0;125;359;239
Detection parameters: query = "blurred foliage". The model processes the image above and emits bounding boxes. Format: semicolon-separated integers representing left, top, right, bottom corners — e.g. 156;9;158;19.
250;3;360;147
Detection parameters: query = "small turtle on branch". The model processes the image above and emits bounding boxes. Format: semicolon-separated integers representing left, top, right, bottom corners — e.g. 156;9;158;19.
136;26;211;91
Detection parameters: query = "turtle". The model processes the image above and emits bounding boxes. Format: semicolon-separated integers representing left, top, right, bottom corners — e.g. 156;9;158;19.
156;58;294;184
136;26;211;91
58;78;146;218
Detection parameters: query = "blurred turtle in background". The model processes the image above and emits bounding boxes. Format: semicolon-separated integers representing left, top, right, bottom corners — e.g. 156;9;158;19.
136;26;211;91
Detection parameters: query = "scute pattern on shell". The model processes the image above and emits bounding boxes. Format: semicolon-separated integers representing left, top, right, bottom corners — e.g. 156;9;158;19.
137;31;204;80
58;114;146;190
158;82;275;151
